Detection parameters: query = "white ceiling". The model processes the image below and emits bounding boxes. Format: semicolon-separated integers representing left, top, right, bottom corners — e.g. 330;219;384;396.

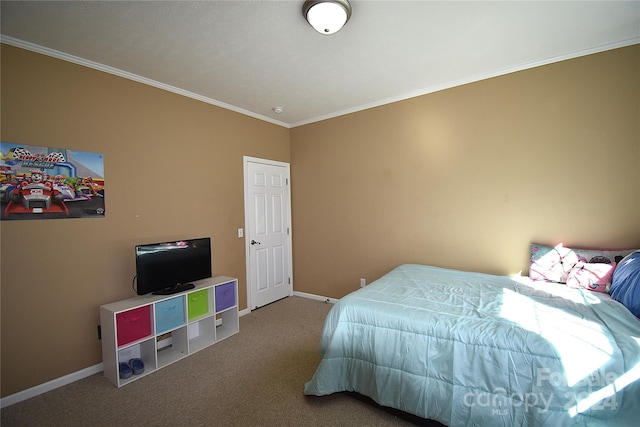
2;1;639;128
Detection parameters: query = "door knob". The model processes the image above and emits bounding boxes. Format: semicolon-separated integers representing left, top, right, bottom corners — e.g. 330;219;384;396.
251;240;261;245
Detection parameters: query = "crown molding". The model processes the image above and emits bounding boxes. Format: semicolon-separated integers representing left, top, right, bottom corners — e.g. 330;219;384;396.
1;35;291;129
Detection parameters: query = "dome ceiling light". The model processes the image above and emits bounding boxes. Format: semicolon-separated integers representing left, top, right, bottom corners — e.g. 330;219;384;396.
302;0;352;35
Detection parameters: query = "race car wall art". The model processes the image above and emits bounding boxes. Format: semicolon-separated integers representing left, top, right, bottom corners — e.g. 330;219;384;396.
1;142;105;220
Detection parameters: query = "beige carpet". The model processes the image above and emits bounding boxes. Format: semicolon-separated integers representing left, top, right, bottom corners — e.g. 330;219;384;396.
1;296;420;426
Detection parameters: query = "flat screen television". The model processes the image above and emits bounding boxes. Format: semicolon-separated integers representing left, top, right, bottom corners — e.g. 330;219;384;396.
135;237;212;295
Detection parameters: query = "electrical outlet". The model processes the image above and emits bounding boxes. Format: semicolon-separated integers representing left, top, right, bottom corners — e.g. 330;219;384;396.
360;278;366;287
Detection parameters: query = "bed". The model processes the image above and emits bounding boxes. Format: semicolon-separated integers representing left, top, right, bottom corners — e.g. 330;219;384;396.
304;246;640;426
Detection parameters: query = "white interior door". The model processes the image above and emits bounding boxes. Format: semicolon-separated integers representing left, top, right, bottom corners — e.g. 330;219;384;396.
244;157;292;310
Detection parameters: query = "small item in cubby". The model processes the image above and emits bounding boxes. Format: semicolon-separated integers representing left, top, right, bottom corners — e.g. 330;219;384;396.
119;362;132;379
128;358;144;375
156;332;172;351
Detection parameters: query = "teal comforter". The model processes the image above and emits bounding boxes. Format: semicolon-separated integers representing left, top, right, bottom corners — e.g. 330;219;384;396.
304;264;640;426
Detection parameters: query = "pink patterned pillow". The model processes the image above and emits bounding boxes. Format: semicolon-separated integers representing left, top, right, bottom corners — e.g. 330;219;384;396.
529;243;579;282
530;243;635;283
566;262;616;293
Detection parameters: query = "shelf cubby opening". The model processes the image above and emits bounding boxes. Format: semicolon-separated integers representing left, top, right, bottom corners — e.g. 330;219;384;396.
188;317;216;353
215;308;239;342
117;338;157;385
156;326;188;368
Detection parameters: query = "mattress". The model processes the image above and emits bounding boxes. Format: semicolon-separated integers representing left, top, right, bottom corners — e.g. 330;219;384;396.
303;264;640;426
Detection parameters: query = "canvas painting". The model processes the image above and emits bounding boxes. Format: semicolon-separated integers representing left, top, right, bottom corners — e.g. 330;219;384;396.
1;142;105;220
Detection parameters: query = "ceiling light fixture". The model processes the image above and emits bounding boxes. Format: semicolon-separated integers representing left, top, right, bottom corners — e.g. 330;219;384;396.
303;0;352;35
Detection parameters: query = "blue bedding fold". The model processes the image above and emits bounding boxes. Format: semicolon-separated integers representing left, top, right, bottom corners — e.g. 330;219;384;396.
304;264;640;426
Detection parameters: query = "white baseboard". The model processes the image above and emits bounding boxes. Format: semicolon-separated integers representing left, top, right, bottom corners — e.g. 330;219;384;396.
0;363;103;409
0;300;301;409
293;290;339;304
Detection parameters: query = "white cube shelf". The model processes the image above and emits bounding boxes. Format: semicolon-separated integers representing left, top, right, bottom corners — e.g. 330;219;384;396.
100;276;239;387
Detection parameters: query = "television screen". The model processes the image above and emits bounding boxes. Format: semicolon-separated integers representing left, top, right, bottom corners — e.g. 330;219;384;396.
135;237;212;295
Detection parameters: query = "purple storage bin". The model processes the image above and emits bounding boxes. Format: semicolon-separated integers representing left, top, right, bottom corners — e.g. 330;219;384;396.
215;282;235;312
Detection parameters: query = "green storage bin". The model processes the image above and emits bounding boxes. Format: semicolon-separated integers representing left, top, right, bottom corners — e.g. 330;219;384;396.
188;289;209;320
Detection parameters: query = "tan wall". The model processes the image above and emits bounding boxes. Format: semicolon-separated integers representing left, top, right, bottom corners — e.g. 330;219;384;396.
0;45;290;397
2;43;639;398
290;45;640;299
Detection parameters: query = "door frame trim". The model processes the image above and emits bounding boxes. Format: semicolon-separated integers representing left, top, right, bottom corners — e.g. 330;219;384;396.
243;156;293;310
